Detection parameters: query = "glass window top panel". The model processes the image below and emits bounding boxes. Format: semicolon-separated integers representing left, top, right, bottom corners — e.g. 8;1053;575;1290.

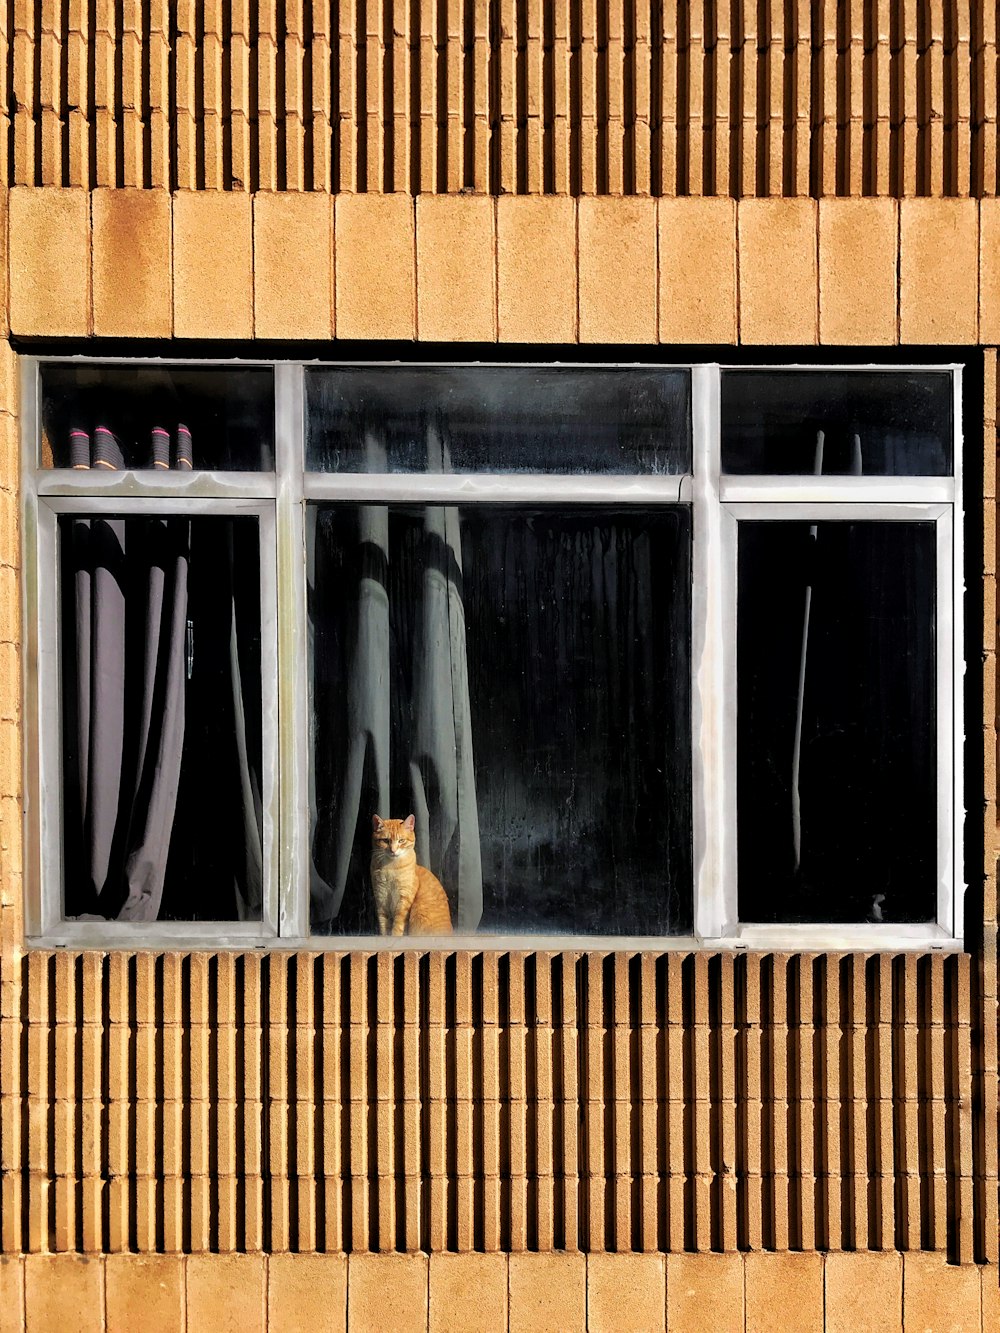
308;503;692;937
721;370;953;475
41;364;275;471
737;520;937;925
306;366;692;474
59;514;264;922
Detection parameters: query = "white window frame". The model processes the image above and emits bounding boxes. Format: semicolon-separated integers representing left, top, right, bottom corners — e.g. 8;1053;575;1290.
20;356;965;951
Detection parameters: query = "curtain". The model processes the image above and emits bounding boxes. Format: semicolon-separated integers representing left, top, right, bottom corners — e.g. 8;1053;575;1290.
310;419;483;934
63;515;265;923
166;518;264;922
66;516;190;921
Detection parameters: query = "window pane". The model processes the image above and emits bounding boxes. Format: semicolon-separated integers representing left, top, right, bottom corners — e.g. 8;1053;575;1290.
42;365;275;470
737;521;937;924
309;504;692;936
305;367;692;474
59;514;264;921
721;371;953;475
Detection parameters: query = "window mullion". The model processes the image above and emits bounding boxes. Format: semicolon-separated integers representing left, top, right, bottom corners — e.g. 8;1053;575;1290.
937;507;958;937
692;364;735;939
274;363;309;938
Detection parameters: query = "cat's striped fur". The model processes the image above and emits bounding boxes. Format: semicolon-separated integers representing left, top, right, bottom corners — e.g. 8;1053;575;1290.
370;814;453;936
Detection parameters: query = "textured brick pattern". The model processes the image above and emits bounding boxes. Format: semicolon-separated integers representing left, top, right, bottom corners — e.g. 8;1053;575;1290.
0;4;999;197
0;949;977;1258
0;186;997;1267
0;40;995;1306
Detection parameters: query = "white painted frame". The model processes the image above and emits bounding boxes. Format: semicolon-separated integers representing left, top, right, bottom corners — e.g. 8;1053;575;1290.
20;356;965;950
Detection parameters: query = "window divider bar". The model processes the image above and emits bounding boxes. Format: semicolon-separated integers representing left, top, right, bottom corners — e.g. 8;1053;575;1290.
300;473;692;505
719;476;956;504
36;495;272;517
35;470;278;501
692;365;735;939
274;364;310;939
31;504;59;935
724;500;951;523
21;356;45;936
937;507;958;938
951;364;965;941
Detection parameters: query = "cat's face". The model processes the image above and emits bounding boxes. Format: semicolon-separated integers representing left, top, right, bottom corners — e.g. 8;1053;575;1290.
372;814;416;857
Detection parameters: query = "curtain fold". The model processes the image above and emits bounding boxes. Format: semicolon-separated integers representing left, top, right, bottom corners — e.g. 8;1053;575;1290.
65;513;264;923
67;516;189;922
311;417;483;933
407;425;482;930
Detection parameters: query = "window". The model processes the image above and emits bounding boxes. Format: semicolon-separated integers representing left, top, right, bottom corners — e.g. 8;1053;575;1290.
22;358;964;948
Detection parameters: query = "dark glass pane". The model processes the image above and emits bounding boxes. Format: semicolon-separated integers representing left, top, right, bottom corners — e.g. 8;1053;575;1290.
721;370;953;475
309;504;692;936
42;364;275;470
60;515;264;921
737;521;936;924
306;367;691;474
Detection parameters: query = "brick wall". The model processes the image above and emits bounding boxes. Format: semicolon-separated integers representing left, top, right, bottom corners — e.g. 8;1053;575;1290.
0;184;994;1327
0;10;998;1328
2;3;1000;198
0;1249;997;1332
10;188;1000;344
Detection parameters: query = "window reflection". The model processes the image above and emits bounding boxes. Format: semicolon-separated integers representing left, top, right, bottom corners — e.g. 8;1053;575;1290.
309;504;693;937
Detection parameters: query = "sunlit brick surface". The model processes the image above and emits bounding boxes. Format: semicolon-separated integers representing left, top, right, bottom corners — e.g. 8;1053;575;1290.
1;5;999;199
0;8;997;1302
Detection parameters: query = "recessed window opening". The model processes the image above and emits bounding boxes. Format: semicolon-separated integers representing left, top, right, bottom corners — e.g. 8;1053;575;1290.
21;357;965;949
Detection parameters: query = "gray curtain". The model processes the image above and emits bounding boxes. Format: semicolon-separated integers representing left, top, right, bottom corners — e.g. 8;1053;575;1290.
408;426;482;931
228;589;264;919
310;420;483;932
68;517;189;921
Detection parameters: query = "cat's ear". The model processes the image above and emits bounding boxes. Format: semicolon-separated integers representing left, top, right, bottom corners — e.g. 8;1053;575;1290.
372;815;383;831
404;814;416;831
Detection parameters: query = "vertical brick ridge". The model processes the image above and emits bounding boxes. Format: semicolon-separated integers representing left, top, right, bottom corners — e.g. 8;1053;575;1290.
320;952;346;1253
242;952;265;1252
215;953;239;1252
580;953;606;1251
423;950;447;1251
636;954;658;1252
345;951;370;1251
0;7;10;186
897;953;921;1249
978;0;999;196
847;955;869;1250
0;942;991;1258
531;954;555;1252
711;953;738;1250
945;952;975;1263
554;953;580;1252
738;951;763;1249
294;953;318;1252
792;956;817;1250
504;951;528;1250
397;953;420;1253
872;953;894;1250
690;953;711;1250
375;951;399;1251
264;950;291;1253
0;5;995;191
311;1;333;191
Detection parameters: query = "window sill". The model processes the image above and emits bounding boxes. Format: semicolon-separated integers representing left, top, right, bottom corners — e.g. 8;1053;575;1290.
25;927;965;953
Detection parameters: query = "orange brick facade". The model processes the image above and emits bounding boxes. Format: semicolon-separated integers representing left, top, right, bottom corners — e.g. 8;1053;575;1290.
0;6;999;1331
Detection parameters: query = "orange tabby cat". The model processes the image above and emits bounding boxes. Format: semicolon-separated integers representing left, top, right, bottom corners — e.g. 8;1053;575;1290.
370;814;453;936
